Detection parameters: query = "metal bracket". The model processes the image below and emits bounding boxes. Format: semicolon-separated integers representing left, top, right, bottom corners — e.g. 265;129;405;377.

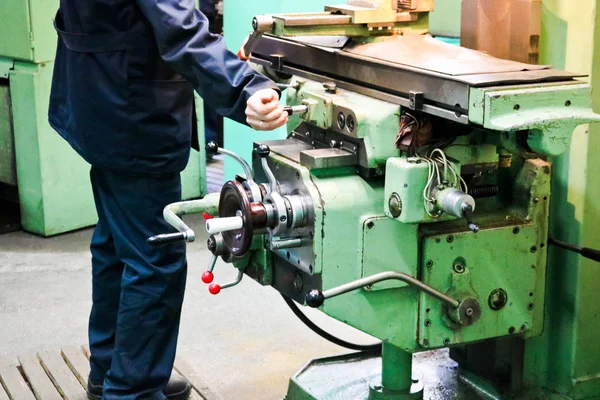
408;91;424;110
0;57;14;79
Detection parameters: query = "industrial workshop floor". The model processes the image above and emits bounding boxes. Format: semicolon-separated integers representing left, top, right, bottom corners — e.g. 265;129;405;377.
0;214;483;400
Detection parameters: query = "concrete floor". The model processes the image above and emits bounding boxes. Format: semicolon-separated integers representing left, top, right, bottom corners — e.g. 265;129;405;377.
0;214;482;400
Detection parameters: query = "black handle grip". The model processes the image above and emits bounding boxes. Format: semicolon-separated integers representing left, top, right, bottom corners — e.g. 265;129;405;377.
147;232;186;246
581;247;600;263
549;237;600;263
305;290;325;308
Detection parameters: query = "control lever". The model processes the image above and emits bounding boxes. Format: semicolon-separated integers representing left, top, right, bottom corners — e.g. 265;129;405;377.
305;272;481;327
207;142;262;201
147;232;187;246
305;271;460;309
462;204;480;233
283;105;309;116
549;237;600;263
208;270;244;295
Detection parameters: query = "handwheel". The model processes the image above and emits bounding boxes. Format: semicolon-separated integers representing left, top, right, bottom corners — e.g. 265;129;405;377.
219;181;254;257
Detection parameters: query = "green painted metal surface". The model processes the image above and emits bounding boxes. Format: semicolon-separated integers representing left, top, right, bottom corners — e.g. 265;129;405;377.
0;0;59;63
428;0;461;38
8;62;204;236
0;82;16;186
222;0;333;182
521;1;600;399
469;83;600;157
0;57;14;79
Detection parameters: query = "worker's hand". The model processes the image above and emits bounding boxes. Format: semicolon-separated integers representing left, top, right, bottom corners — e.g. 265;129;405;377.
246;89;288;131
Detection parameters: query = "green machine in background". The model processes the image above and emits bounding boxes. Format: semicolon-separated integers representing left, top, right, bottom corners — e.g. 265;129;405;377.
152;0;600;399
0;0;206;236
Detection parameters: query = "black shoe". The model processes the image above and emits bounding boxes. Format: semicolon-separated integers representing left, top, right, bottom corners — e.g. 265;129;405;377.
87;374;192;400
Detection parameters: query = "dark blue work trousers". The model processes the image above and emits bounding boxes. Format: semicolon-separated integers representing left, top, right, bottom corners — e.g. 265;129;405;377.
88;167;187;399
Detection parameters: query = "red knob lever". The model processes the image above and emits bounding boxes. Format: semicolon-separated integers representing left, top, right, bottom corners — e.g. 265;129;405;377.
209;284;221;295
202;212;214;220
201;271;214;284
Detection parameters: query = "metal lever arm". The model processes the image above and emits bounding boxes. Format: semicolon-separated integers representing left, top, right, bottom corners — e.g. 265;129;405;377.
305;271;461;309
147;193;220;245
549;237;600;263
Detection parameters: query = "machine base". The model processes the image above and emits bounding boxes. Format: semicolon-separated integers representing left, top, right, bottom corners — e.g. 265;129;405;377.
368;376;424;400
285;351;584;400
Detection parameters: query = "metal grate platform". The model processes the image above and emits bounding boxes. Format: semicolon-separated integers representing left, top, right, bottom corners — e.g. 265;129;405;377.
0;346;222;400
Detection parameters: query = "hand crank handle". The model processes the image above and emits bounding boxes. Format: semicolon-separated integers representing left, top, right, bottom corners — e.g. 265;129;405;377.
147;232;188;246
305;271;461;309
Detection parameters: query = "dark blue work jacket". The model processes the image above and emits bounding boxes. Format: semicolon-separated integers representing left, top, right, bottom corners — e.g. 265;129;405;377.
49;0;276;174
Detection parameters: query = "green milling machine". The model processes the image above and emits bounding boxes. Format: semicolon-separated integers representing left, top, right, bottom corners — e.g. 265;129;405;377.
149;0;600;399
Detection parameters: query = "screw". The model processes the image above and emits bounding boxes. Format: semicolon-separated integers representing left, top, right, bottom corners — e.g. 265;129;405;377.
280;216;287;222
423;339;429;347
329;140;339;148
435;238;441;243
514;104;521;111
534;197;540;203
453;263;465;274
565;100;572;106
528;303;535;310
367;221;375;229
509;326;516;334
465;308;474;317
426;260;434;268
347;115;356;133
444;338;451;346
530;246;538;253
337;112;346;130
425;320;432;327
513;227;520;234
447;235;454;243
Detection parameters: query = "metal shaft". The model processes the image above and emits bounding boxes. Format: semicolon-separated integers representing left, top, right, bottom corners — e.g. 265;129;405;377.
381;343;413;391
322;271;460;309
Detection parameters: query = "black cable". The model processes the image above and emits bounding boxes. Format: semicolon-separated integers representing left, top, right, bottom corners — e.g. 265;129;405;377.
281;294;382;353
548;237;600;263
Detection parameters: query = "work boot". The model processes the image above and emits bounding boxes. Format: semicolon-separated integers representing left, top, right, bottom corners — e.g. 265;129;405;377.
87;374;192;400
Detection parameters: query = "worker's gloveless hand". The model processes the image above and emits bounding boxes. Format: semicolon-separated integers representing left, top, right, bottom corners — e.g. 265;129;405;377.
246;89;288;131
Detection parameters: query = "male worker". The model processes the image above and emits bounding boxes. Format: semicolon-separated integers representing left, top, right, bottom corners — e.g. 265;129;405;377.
48;0;287;399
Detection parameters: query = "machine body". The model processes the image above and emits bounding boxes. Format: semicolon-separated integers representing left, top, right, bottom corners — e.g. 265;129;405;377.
150;1;600;399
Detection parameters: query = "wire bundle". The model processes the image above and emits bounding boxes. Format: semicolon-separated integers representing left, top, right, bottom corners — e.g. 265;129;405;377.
412;148;468;216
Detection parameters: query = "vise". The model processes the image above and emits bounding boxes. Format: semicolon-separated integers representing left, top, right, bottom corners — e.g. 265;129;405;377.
149;1;600;399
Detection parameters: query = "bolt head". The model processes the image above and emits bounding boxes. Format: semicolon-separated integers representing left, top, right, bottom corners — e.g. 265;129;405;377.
323;81;337;93
256;144;270;158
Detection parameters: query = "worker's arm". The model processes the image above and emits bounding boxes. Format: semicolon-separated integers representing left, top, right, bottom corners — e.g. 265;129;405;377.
135;0;286;130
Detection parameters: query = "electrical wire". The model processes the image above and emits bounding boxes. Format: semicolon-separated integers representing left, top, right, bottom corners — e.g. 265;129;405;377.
281;294;382;353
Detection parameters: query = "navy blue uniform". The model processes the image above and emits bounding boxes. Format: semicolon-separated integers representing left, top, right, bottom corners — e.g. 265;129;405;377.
48;0;277;398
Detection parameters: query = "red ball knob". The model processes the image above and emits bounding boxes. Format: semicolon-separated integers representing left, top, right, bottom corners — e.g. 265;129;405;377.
209;284;221;295
201;271;214;284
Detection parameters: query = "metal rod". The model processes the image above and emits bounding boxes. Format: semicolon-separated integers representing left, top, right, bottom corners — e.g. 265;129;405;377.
270;238;303;250
162;193;220;243
322;271;460;309
218;148;255;183
207;255;217;273
261;158;279;194
222;269;244;290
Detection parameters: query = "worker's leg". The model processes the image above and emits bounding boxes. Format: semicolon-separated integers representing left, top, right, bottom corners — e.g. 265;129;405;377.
88;170;125;384
91;167;187;400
